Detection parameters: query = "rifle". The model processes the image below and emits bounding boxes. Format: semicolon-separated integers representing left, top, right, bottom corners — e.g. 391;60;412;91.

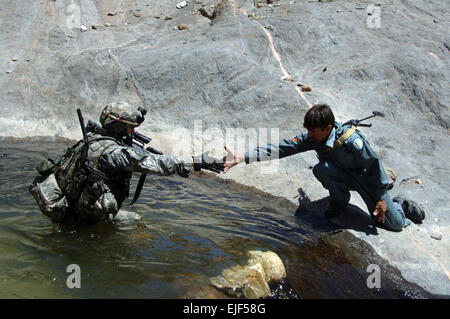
343;111;385;127
86;120;162;155
132;131;163;156
77;109;89;166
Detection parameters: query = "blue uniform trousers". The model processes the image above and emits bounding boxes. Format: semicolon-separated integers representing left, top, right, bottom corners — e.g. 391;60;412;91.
313;160;411;231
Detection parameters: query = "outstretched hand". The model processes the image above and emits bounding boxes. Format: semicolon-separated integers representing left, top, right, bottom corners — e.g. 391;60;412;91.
223;146;245;174
192;151;224;173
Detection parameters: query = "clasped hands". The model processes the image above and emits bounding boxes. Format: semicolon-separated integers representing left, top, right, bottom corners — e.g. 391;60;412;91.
192;146;244;174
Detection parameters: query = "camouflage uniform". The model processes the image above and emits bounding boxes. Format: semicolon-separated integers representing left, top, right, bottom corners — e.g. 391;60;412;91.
70;130;192;223
30;102;199;225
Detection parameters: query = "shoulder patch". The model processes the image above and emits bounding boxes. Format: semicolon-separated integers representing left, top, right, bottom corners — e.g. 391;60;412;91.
353;138;364;151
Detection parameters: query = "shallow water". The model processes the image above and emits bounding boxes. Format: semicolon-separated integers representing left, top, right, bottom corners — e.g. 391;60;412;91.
0;137;431;298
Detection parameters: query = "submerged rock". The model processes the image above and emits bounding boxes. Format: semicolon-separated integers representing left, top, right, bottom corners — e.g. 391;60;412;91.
210;250;287;299
241;263;271;299
248;250;287;282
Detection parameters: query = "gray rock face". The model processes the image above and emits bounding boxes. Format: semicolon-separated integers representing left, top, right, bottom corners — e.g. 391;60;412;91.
0;0;448;295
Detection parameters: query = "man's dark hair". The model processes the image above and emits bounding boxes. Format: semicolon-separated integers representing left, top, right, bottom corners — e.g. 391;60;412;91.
303;104;335;130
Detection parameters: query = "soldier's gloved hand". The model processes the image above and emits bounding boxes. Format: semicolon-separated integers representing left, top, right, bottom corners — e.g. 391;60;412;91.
192;152;224;173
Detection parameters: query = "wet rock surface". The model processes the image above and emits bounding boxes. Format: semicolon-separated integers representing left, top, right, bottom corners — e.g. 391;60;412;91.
248;250;287;282
281;230;436;298
0;0;448;295
210;250;287;298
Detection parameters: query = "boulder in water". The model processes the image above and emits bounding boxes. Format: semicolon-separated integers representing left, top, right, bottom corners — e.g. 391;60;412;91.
248;250;287;283
210;250;287;299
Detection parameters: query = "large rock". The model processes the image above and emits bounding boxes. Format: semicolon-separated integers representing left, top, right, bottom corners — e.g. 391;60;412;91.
248;250;287;283
210;250;286;298
241;263;271;299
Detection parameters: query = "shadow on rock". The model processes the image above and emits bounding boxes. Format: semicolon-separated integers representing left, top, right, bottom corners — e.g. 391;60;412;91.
294;188;378;236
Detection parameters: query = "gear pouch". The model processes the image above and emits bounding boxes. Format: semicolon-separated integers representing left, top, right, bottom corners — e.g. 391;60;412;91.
36;158;56;176
29;173;68;222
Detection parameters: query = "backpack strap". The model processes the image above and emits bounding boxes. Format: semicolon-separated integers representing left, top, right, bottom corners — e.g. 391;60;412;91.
86;136;122;181
54;135;120;176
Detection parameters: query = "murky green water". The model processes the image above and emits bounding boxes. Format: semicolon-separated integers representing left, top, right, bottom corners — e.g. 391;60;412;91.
0;137;431;298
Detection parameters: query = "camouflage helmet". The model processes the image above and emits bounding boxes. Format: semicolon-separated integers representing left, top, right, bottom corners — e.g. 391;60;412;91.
100;102;146;132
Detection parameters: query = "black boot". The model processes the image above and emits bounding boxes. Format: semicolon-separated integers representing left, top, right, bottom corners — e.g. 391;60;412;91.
324;201;348;219
393;196;425;223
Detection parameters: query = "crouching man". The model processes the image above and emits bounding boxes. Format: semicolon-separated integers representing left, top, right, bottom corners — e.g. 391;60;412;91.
223;104;425;231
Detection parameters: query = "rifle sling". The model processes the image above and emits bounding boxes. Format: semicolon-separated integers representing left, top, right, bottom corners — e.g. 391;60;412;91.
316;125;356;155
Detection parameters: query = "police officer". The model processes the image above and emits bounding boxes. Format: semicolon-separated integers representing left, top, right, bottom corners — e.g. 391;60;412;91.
30;102;223;225
222;104;425;232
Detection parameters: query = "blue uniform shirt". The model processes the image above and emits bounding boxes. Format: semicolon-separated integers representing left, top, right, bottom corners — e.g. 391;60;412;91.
244;122;390;201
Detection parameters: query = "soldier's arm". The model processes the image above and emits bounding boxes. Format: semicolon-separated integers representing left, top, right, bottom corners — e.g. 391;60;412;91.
244;131;313;163
107;146;192;177
349;134;389;201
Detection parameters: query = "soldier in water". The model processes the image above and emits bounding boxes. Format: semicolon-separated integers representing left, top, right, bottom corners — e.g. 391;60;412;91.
30;102;224;226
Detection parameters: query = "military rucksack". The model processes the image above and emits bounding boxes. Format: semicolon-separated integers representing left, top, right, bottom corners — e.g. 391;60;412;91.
29;141;86;222
54;139;88;202
54;135;118;203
